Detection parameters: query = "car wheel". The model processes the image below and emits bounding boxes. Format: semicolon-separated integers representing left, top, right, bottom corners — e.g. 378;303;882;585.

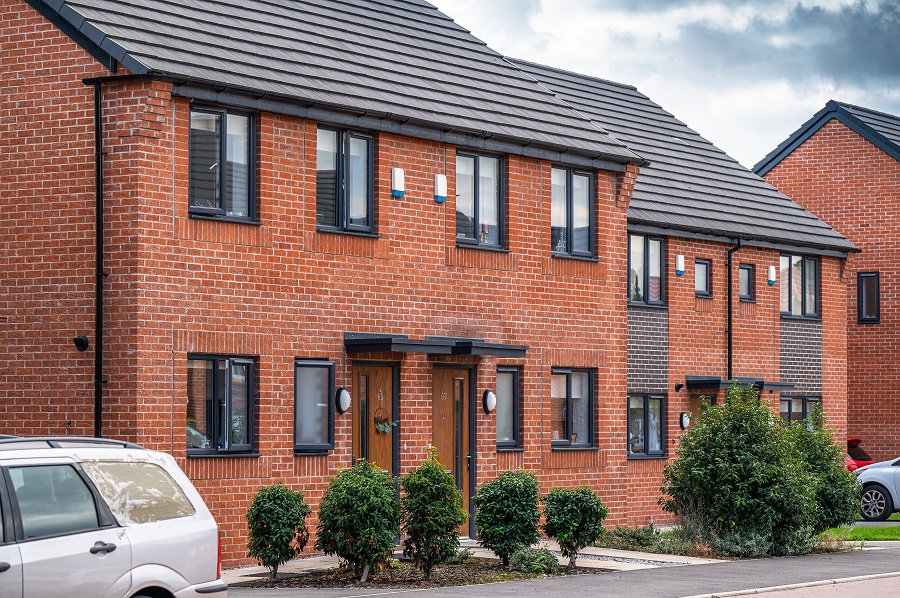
861;484;894;521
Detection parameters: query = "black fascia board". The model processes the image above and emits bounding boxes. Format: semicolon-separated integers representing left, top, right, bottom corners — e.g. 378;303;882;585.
754;100;900;176
171;82;635;172
627;223;858;257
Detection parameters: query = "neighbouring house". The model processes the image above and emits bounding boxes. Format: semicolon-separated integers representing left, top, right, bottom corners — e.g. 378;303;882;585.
755;100;900;461
1;0;854;565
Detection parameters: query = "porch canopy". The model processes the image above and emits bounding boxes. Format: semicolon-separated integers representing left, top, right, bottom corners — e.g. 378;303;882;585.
344;333;528;358
684;375;794;392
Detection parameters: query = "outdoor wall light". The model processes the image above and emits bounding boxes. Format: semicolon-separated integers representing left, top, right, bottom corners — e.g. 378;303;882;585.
73;335;89;352
434;174;447;203
335;387;351;414
674;382;684;392
391;168;405;198
768;265;777;285
679;412;691;429
675;254;685;276
482;389;497;413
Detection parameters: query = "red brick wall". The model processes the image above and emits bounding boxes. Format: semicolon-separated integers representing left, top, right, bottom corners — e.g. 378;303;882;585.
764;119;893;459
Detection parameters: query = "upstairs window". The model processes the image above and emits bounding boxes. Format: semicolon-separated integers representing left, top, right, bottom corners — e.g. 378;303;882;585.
189;107;254;220
858;272;880;323
629;234;664;305
780;254;818;317
456;153;502;247
695;258;711;297
316;127;374;233
550;166;594;257
187;356;254;454
550;369;594;448
739;263;755;302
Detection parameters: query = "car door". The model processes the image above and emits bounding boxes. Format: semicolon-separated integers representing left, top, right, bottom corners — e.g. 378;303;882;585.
7;463;132;598
0;482;23;598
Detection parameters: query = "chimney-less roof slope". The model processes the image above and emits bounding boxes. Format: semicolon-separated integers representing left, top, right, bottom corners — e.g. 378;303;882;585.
31;0;640;167
512;59;856;254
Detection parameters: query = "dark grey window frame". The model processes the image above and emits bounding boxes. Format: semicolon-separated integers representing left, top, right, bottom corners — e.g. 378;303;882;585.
550;166;595;258
550;368;595;449
293;360;335;454
628;233;666;305
495;366;521;450
188;106;256;221
780;253;819;318
316;126;375;235
455;151;505;249
857;272;880;324
780;396;821;423
628;394;666;458
186;355;255;456
695;258;711;298
739;263;756;302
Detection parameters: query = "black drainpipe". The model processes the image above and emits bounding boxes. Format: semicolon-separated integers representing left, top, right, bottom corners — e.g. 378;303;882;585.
90;80;105;438
726;239;743;381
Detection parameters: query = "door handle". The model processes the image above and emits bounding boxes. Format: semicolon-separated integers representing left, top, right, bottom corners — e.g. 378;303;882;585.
466;454;472;471
89;541;117;554
0;562;10;573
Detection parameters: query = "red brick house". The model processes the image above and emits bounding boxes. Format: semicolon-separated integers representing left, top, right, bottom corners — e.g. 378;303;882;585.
2;0;854;565
756;101;900;461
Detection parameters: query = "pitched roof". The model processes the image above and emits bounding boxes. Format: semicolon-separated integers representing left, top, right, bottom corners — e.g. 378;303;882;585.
29;0;640;168
754;100;900;176
511;59;857;255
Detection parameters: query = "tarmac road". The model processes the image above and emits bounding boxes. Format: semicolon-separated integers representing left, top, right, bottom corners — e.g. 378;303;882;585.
227;541;900;598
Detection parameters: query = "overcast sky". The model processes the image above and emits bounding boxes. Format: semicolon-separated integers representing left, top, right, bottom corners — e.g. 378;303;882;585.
427;0;900;169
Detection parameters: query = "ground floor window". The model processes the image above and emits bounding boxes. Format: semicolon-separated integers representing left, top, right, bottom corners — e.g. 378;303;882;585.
550;369;594;447
780;396;820;425
294;360;335;453
628;395;665;456
186;355;255;454
496;367;520;449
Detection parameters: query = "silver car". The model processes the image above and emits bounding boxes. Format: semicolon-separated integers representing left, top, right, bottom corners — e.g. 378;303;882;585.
856;456;900;521
0;437;227;597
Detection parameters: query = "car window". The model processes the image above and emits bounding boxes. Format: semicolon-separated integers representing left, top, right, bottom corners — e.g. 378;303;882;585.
10;465;99;539
81;461;195;524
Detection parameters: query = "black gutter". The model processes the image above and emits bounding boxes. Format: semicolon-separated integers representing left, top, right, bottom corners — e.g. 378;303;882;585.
726;239;743;380
90;79;104;438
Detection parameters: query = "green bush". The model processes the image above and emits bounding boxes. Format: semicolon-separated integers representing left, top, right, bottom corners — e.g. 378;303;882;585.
597;525;658;551
661;384;817;557
314;460;399;582
509;547;559;574
473;469;540;566
542;486;607;569
246;483;311;582
400;448;469;579
783;407;860;534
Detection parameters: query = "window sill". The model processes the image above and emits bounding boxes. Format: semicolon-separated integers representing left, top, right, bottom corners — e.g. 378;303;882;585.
627;453;668;460
695;294;712;299
455;241;510;253
550;252;598;262
628;302;668;310
294;450;332;457
857;319;880;325
739;298;756;303
780;314;822;322
497;447;524;453
316;226;379;239
550;444;600;452
187;451;261;459
189;213;261;226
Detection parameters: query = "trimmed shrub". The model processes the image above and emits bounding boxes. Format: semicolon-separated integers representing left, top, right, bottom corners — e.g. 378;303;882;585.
542;486;607;570
661;384;817;557
314;460;399;582
246;483;311;582
509;547;559;574
473;469;540;566
783;407;860;534
400;448;469;579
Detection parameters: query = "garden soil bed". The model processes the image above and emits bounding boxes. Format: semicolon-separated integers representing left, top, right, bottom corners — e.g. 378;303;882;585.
230;559;600;589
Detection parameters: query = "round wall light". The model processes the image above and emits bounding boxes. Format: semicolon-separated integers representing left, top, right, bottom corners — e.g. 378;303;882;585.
335;387;351;414
679;412;691;430
482;390;497;413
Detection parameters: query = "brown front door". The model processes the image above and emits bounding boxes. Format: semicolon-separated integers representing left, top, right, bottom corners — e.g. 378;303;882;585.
352;364;396;474
432;367;472;534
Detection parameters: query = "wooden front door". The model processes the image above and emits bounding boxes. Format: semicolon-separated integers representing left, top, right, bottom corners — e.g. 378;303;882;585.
352;364;396;474
432;367;472;534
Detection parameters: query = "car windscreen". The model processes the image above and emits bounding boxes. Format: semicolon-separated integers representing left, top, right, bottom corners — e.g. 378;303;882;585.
81;461;195;524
